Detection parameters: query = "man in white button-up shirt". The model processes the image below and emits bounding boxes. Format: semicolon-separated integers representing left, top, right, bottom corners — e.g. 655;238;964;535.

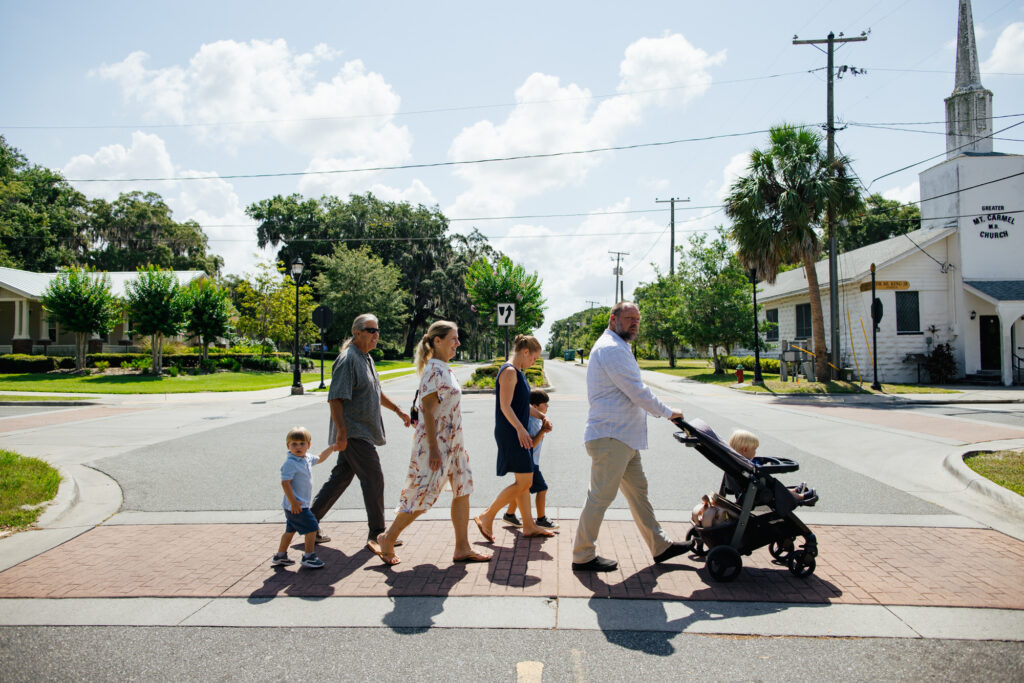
572;302;693;572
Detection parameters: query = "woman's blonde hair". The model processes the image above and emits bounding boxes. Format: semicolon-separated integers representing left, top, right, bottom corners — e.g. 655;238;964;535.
414;320;458;374
728;429;759;456
513;334;541;353
340;313;378;352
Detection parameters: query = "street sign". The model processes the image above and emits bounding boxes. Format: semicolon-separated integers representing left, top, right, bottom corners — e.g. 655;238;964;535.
871;297;883;331
859;281;908;291
312;305;333;330
497;303;516;327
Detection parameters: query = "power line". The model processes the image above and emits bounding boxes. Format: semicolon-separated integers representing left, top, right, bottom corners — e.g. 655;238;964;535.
65;128;776;183
868;119;1024;187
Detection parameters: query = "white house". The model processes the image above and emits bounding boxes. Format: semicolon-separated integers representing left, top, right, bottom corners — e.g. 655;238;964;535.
756;0;1023;386
0;266;206;355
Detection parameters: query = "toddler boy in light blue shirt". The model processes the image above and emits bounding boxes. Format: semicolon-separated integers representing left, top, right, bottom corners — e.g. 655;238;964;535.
272;426;335;569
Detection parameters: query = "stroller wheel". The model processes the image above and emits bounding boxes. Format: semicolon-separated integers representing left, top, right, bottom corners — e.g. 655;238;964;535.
787;549;816;578
769;538;795;561
686;527;707;557
706;545;742;583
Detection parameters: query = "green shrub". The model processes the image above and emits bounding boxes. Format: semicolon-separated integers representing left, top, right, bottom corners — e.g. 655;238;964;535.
167;366;180;377
94;360;110;371
218;357;242;372
129;356;153;371
0;354;60;373
925;343;957;384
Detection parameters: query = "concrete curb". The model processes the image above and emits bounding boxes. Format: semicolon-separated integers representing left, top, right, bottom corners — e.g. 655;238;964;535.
943;447;1024;514
34;464;79;527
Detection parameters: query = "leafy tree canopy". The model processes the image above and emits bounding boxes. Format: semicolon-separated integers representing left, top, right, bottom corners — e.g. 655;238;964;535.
313;244;410;350
676;231;756;374
183;279;234;360
0;137;222;275
40;267;121;370
634;269;685;367
836;193;920;252
248;191;502;355
464;254;546;337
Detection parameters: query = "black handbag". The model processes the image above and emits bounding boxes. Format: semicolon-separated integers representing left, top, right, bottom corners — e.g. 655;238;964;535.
410;389;419;423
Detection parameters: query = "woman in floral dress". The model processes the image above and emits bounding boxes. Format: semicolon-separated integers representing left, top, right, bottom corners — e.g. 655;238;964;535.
372;321;490;566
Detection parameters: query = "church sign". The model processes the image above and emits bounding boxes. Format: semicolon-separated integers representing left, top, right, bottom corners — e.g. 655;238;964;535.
972;204;1013;239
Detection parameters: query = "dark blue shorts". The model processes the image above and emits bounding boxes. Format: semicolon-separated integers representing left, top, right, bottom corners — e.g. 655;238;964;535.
529;464;548;494
284;508;319;535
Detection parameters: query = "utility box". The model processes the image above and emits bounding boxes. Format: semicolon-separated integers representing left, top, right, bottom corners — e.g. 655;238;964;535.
563;349;576;361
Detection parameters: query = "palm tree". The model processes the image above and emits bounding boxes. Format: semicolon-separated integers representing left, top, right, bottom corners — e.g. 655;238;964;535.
724;124;860;381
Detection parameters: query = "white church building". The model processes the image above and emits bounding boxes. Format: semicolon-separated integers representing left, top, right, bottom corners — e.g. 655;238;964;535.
756;0;1023;386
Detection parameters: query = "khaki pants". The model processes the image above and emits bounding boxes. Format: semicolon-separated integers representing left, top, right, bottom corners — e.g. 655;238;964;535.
572;437;673;564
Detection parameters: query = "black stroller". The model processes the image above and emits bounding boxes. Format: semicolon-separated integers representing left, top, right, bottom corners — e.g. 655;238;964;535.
672;417;819;582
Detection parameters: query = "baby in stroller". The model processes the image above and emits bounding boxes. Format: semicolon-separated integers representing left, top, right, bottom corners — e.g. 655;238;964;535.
691;429;816;529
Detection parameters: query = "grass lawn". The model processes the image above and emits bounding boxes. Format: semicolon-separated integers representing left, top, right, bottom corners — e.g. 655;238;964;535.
965;450;1024;497
0;450;61;530
0;358;416;395
637;359;957;394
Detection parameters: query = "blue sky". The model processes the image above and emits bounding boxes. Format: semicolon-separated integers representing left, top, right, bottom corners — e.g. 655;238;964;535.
2;0;1022;342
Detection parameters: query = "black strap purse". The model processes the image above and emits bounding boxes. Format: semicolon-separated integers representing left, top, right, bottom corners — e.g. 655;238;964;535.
410;389;419;423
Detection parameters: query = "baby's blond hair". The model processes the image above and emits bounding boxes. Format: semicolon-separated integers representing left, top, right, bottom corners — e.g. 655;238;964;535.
728;429;759;455
286;426;312;444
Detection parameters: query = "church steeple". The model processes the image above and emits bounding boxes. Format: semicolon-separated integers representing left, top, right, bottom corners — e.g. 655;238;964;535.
945;0;993;159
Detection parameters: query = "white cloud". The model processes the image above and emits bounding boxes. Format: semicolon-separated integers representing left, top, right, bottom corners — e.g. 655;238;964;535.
617;33;726;107
94;39;413;171
493;198;729;344
881;181;920;204
713;152;751;201
447;33;724;219
982;22;1024;72
62;132;265;276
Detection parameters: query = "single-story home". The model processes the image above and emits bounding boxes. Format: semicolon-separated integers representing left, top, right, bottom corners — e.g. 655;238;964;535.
0;266;206;355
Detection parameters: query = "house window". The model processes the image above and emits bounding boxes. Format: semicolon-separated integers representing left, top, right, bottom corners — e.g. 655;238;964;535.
896;291;921;334
765;308;779;341
795;303;812;339
48;320;58;342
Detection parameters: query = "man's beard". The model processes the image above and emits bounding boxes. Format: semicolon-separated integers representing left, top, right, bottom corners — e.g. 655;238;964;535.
613;322;637;342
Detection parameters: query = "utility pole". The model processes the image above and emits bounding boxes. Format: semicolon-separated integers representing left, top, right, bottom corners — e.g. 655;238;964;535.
655;197;690;275
609;250;629;303
794;30;867;380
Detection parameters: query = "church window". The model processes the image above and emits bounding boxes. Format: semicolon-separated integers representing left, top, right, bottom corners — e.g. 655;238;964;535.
795;304;812;339
896;291;921;334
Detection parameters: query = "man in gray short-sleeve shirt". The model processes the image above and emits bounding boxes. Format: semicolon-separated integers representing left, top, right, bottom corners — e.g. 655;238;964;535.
310;314;411;546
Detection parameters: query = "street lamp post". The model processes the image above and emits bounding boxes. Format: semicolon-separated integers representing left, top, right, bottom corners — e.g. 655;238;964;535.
291;257;304;396
749;268;764;385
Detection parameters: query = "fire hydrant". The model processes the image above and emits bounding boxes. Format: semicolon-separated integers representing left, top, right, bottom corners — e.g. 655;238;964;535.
735;367;744;383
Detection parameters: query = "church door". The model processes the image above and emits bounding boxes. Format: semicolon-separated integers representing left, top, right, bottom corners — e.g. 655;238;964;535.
979;316;1001;371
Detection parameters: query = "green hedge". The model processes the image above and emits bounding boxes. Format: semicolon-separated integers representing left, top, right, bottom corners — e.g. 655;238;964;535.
467;357;546;388
0;352;313;373
721;355;781;374
0;354;61;373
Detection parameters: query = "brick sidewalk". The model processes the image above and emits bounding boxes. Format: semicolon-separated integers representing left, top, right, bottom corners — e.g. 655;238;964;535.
1;521;1022;609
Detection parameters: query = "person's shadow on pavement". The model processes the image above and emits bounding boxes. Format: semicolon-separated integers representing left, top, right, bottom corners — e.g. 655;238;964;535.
368;562;469;633
247;542;374;602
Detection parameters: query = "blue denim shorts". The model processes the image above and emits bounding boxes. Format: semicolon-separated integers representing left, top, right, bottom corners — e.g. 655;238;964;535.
529;464;548;494
284;508;319;535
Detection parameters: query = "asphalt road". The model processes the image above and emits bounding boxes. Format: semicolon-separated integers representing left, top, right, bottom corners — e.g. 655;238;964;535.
91;360;944;516
2;625;1021;682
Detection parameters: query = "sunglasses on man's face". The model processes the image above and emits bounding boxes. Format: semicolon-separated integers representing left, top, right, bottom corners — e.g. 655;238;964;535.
362;328;380;334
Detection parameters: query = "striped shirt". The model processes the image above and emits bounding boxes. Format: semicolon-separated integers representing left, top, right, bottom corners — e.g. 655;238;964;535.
584;328;673;451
